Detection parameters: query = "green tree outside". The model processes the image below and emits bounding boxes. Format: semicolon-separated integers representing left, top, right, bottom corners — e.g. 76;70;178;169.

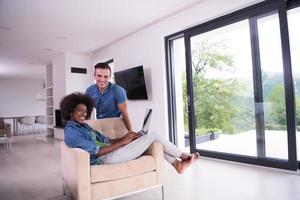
181;39;300;138
264;80;300;130
182;39;251;135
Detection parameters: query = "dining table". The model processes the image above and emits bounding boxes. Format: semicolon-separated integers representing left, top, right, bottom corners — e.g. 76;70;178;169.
2;116;39;135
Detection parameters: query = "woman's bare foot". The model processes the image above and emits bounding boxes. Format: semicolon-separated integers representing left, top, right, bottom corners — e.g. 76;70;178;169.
180;152;191;160
180;152;200;161
172;153;200;174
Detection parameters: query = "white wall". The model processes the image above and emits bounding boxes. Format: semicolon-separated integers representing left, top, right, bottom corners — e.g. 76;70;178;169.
0;78;46;118
52;53;92;110
53;54;66;109
65;53;92;94
91;0;262;137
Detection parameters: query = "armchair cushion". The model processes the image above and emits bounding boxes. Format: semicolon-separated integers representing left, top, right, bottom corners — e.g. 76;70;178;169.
90;155;156;183
85;117;128;139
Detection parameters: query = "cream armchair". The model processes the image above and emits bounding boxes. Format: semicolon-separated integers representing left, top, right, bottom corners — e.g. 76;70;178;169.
60;117;165;200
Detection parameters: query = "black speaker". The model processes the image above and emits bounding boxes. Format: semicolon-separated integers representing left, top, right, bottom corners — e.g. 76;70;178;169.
71;67;87;74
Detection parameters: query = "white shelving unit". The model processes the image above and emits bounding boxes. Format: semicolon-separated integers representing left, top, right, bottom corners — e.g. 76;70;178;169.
46;64;54;136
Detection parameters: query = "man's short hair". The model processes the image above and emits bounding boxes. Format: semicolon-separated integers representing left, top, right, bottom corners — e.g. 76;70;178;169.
94;62;111;75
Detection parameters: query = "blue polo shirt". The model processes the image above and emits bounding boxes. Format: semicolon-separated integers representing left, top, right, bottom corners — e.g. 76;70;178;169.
85;82;127;119
64;120;110;165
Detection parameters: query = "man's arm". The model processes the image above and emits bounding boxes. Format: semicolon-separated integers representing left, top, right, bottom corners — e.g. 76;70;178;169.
117;101;132;131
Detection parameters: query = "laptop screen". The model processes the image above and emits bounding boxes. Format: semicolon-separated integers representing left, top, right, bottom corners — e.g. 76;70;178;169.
142;109;152;133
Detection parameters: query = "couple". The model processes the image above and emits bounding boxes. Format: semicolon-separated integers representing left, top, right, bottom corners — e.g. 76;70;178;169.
61;92;200;174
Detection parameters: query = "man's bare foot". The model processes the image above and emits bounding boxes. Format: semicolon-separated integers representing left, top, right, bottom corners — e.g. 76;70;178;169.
172;153;200;174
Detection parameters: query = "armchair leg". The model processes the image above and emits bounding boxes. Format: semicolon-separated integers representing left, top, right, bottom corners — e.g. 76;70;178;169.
161;185;166;200
62;180;68;195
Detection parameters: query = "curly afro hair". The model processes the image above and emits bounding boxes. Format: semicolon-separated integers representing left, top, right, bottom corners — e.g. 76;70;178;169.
60;92;94;120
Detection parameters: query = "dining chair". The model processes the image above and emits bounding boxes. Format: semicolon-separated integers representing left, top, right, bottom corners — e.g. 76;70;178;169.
18;116;36;135
0;117;12;155
35;116;46;134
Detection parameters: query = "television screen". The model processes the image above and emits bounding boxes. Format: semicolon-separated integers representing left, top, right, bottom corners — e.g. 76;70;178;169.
55;109;67;127
114;65;148;100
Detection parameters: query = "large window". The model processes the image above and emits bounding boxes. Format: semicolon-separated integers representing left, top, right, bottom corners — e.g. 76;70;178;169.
257;14;288;159
172;37;189;150
190;20;256;156
288;6;300;163
166;0;299;170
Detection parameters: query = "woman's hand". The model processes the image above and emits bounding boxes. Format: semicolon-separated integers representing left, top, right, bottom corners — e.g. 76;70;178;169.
121;131;140;145
98;131;140;156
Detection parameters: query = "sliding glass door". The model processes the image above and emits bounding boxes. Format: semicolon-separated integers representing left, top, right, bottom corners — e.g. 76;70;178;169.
166;1;299;170
288;6;300;166
183;10;297;169
257;14;288;159
188;20;257;157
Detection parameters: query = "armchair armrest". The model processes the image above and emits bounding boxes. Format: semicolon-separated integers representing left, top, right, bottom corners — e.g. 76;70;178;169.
144;142;164;184
60;142;92;200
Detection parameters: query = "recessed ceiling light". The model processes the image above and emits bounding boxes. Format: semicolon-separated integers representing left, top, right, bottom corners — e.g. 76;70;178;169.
0;26;12;30
43;48;53;51
56;36;67;40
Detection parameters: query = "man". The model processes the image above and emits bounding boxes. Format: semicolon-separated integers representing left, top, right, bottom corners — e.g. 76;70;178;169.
85;62;132;131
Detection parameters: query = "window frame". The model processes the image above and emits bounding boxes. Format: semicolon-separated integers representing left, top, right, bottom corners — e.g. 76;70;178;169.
165;0;299;170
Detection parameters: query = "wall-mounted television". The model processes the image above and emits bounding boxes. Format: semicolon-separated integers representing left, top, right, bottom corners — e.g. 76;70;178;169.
114;65;148;100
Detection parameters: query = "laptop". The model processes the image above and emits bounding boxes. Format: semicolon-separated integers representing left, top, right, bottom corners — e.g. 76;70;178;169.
137;109;152;136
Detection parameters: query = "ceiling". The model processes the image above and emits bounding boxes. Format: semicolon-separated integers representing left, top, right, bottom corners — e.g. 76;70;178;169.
0;0;205;79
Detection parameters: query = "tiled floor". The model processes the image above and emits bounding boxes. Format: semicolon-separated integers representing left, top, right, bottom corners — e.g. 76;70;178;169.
0;134;300;200
196;130;300;159
0;135;63;200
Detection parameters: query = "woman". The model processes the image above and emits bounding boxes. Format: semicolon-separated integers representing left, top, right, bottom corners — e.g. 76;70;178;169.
60;92;199;174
